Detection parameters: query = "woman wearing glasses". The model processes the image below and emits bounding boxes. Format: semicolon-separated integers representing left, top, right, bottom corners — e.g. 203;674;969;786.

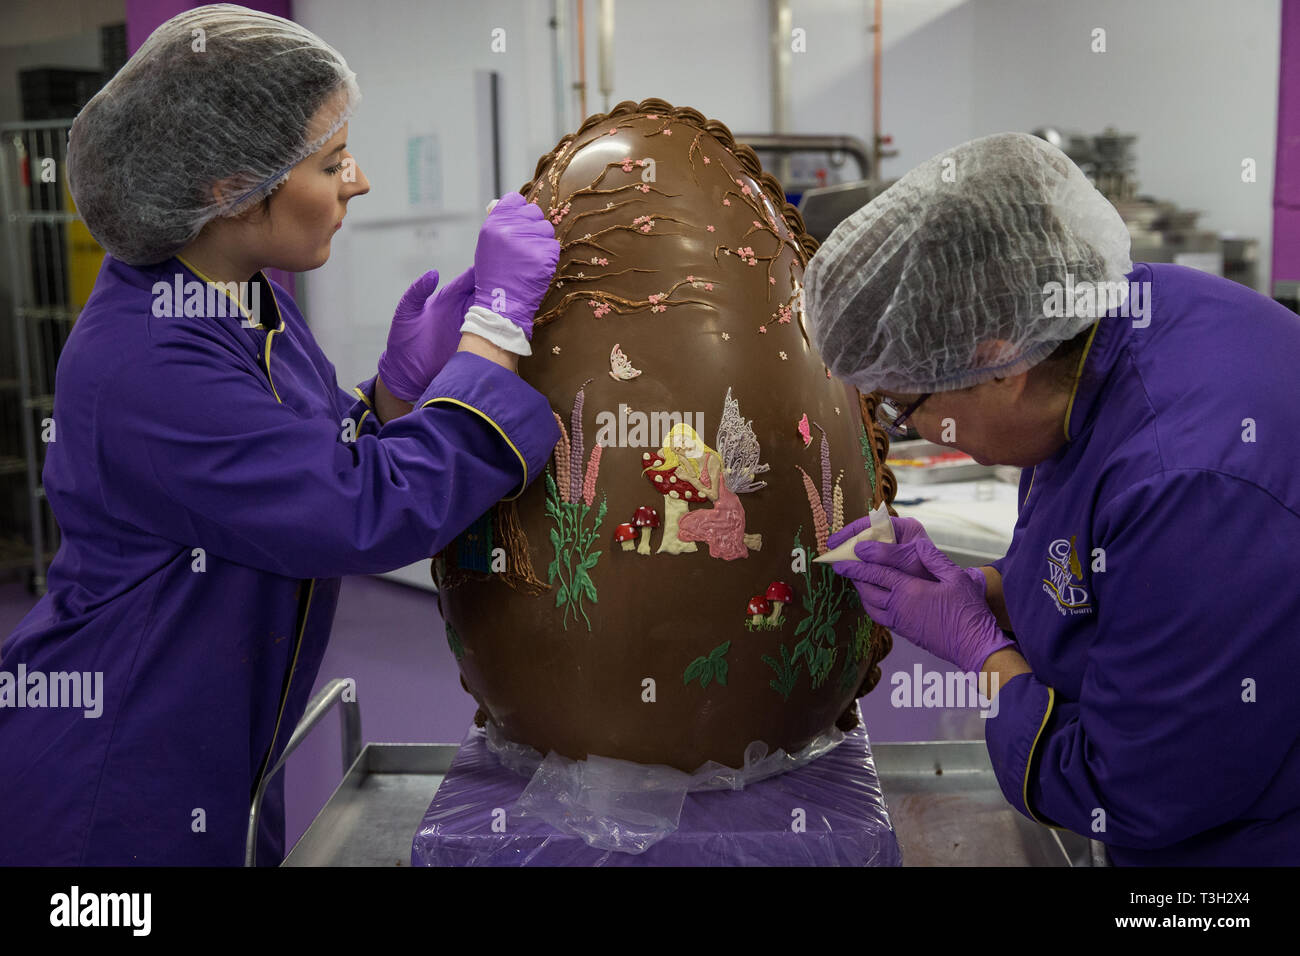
804;132;1300;865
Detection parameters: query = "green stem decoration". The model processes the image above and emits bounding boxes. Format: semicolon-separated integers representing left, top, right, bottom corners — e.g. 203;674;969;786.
860;422;878;499
790;529;858;688
545;468;607;631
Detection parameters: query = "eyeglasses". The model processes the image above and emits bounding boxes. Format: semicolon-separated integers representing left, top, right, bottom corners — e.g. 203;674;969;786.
875;393;931;437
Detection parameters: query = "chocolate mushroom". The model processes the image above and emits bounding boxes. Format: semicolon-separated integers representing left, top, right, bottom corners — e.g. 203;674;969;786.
614;522;638;551
632;506;660;555
747;595;772;626
764;581;795;624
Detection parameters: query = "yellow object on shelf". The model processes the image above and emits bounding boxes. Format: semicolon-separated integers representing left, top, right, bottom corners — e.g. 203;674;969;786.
63;171;104;311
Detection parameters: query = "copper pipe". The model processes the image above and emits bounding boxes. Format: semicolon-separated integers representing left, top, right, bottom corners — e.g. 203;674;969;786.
873;0;882;173
575;0;588;119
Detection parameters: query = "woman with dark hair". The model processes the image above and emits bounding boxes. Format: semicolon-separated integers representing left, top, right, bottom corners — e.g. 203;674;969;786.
0;4;560;865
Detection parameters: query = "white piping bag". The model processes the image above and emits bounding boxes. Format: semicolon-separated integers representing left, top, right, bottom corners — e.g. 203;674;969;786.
813;502;896;563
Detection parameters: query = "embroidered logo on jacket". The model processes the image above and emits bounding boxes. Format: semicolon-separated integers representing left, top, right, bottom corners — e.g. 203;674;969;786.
1042;535;1094;615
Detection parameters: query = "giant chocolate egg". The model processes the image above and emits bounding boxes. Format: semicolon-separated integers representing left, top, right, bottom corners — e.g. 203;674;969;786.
435;99;897;772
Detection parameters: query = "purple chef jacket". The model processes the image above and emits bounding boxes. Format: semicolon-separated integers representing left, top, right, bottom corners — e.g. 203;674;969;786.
985;263;1300;865
0;254;559;865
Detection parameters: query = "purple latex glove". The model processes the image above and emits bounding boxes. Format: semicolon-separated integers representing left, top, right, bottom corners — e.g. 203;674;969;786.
378;266;477;402
472;191;560;340
833;535;1013;674
827;512;938;580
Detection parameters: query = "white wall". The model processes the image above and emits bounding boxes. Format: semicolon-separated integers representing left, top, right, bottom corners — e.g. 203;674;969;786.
966;0;1279;288
292;0;1281;588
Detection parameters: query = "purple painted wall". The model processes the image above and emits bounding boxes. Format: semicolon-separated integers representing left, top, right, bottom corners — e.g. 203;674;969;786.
124;0;297;297
1275;0;1300;287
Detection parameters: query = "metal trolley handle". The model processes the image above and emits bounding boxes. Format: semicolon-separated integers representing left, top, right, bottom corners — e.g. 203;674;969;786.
245;677;362;866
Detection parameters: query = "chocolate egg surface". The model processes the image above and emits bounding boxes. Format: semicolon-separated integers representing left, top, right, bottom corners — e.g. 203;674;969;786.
435;99;898;772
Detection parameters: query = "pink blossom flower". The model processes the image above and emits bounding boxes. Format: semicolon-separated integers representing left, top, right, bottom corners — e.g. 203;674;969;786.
742;185;752;196
687;275;695;282
705;283;713;291
758;325;767;334
702;156;710;164
722;198;731;206
638;184;650;193
598;258;609;266
769;276;776;284
707;225;715;232
663;129;672;136
753;221;762;228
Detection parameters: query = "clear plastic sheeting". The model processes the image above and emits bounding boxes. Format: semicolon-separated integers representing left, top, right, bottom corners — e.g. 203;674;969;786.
410;705;900;866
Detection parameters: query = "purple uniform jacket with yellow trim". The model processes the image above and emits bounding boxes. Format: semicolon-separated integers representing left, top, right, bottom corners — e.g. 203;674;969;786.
0;255;559;865
985;263;1300;865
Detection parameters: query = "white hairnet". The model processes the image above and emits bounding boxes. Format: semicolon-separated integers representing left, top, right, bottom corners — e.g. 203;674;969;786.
804;132;1132;393
67;3;360;266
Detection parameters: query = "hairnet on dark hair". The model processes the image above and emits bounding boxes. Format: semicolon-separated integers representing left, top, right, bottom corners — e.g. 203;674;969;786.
67;3;360;265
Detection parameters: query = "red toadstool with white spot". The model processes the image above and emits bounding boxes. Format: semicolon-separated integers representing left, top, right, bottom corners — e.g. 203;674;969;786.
631;506;660;555
765;581;795;624
614;523;638;551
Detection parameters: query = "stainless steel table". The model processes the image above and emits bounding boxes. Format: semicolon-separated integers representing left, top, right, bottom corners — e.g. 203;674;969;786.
284;738;1095;866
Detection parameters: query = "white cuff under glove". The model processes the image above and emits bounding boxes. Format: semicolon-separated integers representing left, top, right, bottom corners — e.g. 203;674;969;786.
460;305;533;357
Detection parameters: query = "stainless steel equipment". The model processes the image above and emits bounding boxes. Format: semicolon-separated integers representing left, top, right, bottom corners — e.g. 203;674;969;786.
0;120;86;594
278;689;1102;866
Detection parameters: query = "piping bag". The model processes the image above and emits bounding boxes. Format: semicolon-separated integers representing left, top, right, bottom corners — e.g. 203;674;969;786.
813;502;896;563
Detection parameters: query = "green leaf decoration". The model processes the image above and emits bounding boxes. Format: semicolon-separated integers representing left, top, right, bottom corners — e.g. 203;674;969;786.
852;617;874;664
555;582;568;606
445;622;464;662
684;657;707;684
792;637;813;664
860;423;877;498
709;641;731;661
714;658;728;686
838;649;861;694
